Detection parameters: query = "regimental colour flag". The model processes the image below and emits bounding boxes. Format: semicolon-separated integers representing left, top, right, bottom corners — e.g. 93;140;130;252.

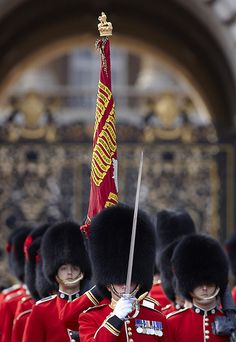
81;37;118;237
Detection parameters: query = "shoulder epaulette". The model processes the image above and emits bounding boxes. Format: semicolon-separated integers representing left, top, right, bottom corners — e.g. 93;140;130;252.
161;304;172;311
20;295;32;303
166;307;189;319
14;309;32;322
143;296;160;307
141;296;162;313
83;303;107;314
2;284;21;294
4;290;23;302
36;294;57;305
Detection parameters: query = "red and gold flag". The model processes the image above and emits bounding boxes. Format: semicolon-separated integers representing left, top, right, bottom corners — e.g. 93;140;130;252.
81;35;118;237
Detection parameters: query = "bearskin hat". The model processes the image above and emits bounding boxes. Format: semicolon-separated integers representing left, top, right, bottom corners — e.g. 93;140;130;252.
11;226;32;282
159;239;181;303
155;209;196;272
24;224;51;299
41;221;91;285
6;227;25;274
35;237;57;298
225;231;236;276
25;237;41;299
89;204;156;296
156;209;196;249
172;234;229;301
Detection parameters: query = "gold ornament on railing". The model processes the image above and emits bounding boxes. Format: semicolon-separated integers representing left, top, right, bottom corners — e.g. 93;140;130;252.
7;91;57;142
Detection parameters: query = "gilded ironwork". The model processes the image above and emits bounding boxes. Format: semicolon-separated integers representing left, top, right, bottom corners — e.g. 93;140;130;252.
143;94;218;143
7;92;57;142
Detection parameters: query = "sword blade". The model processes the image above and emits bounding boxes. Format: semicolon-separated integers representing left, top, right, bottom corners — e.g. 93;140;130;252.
125;151;144;294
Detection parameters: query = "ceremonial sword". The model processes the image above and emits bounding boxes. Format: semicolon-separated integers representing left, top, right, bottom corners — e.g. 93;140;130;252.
125;150;143;295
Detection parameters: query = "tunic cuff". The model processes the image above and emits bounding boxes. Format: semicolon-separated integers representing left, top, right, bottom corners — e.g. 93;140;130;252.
104;314;124;335
86;286;103;305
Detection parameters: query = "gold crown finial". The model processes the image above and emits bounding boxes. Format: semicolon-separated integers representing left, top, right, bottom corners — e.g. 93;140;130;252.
98;12;113;36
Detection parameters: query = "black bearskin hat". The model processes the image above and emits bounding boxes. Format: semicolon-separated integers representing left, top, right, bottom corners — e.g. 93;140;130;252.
89;204;156;296
155;209;196;272
11;227;32;282
35;237;57;298
25;238;41;299
24;224;50;299
159;239;181;303
225;231;236;276
6;227;25;274
41;221;91;285
156;209;196;249
172;234;229;301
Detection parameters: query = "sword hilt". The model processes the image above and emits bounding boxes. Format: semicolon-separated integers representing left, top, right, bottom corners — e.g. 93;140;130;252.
121;293;140;319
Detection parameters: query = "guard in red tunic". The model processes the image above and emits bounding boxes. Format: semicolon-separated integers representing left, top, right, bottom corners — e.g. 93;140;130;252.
0;227;28;306
159;239;192;316
12;224;54;342
13;234;58;342
22;221;102;342
0;226;31;342
150;209;196;308
79;204;168;341
167;234;230;342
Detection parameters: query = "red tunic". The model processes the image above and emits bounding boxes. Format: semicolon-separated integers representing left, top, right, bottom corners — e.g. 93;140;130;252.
14;295;35;319
22;294;73;342
231;286;236;304
0;284;22;306
79;297;169;342
59;286;109;331
12;296;36;342
149;283;171;308
167;306;230;342
12;309;32;342
23;288;104;342
0;287;26;342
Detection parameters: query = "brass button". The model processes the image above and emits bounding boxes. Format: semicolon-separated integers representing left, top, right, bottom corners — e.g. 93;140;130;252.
129;339;134;342
128;332;132;336
204;323;209;326
205;336;209;339
126;320;130;324
128;327;132;331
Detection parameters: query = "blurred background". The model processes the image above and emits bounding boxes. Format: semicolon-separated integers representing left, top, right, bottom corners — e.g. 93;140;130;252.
0;0;235;285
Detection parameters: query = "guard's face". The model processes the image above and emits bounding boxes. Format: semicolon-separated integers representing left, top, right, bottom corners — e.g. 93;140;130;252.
57;264;81;282
107;283;138;301
112;283;137;295
191;284;217;299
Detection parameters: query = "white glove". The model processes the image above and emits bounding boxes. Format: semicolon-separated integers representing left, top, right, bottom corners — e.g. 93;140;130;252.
113;296;135;320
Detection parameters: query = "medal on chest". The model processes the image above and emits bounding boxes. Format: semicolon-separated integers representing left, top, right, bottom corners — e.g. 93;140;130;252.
135;319;163;336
